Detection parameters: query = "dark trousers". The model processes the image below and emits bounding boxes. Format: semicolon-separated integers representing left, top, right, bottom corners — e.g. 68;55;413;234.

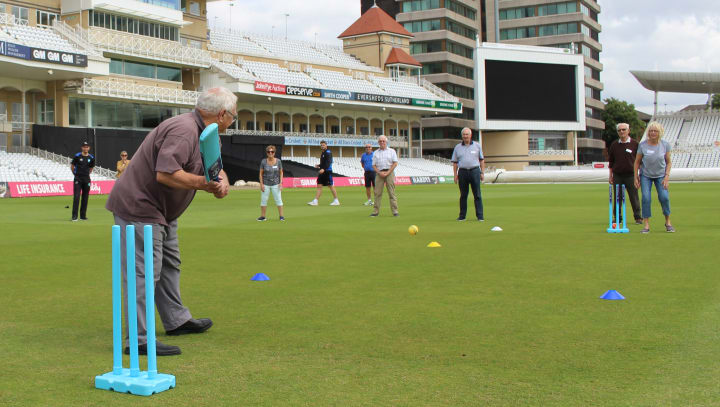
458;167;483;220
613;172;641;221
72;177;90;219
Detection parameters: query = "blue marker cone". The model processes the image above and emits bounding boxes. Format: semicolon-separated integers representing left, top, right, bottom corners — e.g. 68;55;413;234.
251;273;270;281
600;290;625;300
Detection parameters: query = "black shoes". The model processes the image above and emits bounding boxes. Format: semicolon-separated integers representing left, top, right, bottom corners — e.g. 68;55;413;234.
124;340;181;356
166;318;213;336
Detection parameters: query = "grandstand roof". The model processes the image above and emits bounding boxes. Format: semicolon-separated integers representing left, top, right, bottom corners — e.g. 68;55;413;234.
631;71;720;94
385;48;421;67
338;6;412;39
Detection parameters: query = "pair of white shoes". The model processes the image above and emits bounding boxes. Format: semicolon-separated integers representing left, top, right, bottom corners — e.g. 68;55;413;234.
308;199;340;206
363;199;373;206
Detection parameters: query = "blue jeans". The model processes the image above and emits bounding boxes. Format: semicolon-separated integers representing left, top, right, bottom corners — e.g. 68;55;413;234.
640;175;670;219
458;167;483;219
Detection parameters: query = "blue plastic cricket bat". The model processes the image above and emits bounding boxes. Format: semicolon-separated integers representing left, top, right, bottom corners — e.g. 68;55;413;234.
199;123;223;182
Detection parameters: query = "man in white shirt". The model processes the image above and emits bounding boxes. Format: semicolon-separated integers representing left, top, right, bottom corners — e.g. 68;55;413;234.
370;135;399;217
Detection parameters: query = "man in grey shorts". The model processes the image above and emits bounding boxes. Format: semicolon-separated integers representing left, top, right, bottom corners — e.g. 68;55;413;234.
106;87;235;355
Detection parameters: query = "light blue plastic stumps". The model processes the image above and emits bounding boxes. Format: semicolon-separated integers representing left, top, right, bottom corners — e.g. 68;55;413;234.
112;226;122;375
144;225;157;379
95;224;175;396
251;273;270;281
126;225;140;377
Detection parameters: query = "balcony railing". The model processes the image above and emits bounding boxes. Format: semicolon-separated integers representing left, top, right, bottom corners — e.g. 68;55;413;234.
52;20;103;58
398;75;459;103
76;78;200;106
528;150;573;156
226;129;407;144
0;12;28;27
77;27;213;67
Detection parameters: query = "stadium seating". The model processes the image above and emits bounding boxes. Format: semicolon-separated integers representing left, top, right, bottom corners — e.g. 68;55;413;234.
213;61;256;82
4;24;80;54
307;68;386;94
370;76;439;100
649;110;720;168
241;60;321;88
0;151;113;182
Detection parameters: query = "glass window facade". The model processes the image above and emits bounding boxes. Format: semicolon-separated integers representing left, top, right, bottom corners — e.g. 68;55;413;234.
403;19;441;33
529;132;567;151
11;6;28;24
447;40;473;58
445;0;476;20
410;40;443;54
36;10;58;27
110;58;181;82
90;10;179;41
69;98;189;129
500;27;536;40
446;20;476;39
440;83;474;99
36;100;54;124
538;2;577;16
499;7;534;20
537;22;578;37
402;0;440;13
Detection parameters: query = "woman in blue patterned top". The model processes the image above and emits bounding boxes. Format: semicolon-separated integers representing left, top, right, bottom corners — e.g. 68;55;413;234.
258;145;284;221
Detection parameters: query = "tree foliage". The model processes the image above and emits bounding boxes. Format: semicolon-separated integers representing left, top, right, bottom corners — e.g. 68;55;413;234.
601;98;647;146
712;94;720;110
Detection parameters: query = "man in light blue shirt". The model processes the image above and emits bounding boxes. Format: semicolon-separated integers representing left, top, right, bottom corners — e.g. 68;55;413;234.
360;144;375;205
451;127;485;221
370;135;399;217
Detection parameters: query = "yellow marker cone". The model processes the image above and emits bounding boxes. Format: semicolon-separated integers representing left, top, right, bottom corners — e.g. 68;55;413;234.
426;241;442;248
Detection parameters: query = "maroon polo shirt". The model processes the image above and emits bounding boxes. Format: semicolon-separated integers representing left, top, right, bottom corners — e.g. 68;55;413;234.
106;111;206;226
608;138;639;176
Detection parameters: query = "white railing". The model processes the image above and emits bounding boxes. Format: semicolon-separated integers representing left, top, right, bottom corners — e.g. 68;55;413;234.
528;150;573;156
80;27;212;67
0;12;28;27
420;78;459;103
52;20;103;57
226;129;407;143
77;78;200;106
0;113;7;122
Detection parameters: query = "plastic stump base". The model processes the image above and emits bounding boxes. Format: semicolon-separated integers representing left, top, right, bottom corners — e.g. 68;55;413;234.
606;227;630;234
95;369;175;396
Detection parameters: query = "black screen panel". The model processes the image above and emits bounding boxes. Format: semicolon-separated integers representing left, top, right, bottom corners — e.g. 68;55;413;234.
485;60;577;122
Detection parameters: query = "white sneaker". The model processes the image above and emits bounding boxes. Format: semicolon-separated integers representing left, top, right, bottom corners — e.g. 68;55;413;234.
307;199;318;206
363;199;373;206
330;199;340;206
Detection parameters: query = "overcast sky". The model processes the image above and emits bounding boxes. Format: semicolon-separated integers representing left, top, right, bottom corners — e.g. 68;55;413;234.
208;0;720;115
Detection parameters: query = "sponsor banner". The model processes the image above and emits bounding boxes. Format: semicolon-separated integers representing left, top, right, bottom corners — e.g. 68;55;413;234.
395;176;412;185
7;180;115;198
436;101;459;110
592;162;609;169
30;47;87;67
321;89;354;100
2;41;30;59
0;182;8;198
254;81;286;94
0;41;87;67
436;176;454;184
410;176;439;185
285;136;379;148
286;85;320;97
412;98;435;108
355;93;411;105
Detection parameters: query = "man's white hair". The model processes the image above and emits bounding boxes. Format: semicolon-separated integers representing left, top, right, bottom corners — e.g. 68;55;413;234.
616;122;629;130
461;127;472;135
195;87;237;114
377;135;388;142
